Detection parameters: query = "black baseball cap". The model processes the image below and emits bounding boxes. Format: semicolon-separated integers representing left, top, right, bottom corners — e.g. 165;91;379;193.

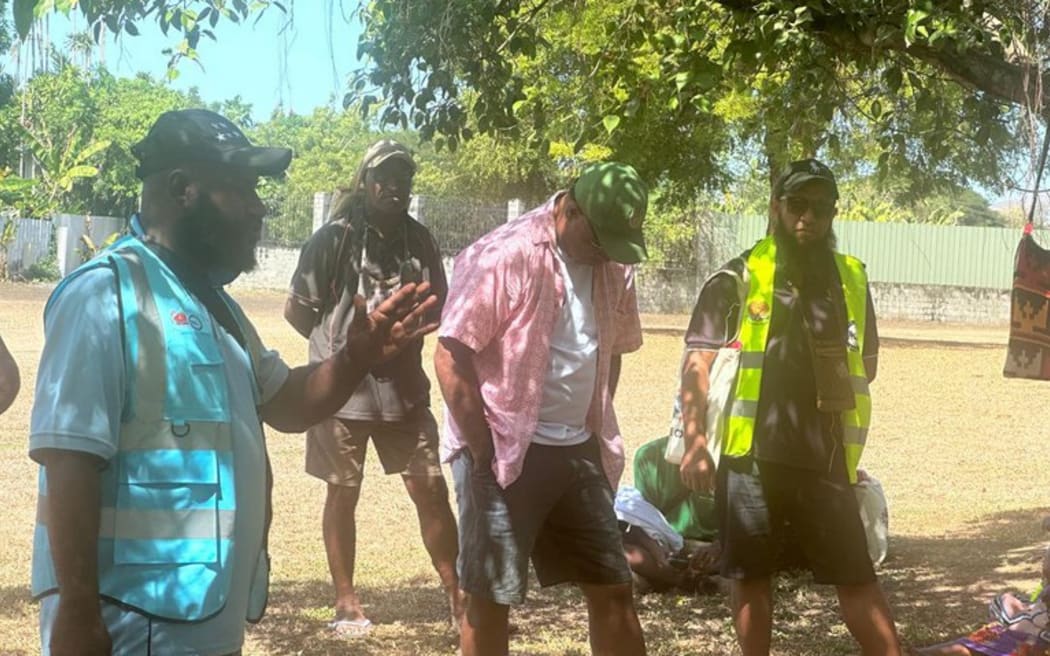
132;109;293;180
774;158;839;200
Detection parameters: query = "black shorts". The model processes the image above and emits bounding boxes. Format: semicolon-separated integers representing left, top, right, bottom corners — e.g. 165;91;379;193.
452;437;632;605
716;455;875;586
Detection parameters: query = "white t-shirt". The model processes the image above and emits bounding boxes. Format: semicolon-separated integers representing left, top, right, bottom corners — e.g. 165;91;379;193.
533;246;598;446
31;267;289;656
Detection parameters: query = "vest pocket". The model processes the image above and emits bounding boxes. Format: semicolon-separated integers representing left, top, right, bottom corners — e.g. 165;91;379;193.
167;331;230;423
112;450;226;565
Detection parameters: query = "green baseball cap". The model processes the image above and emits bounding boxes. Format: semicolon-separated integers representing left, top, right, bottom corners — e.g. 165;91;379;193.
361;138;417;173
571;162;649;264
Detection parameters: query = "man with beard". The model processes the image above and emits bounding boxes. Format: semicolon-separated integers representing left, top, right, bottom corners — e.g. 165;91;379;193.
28;109;439;655
678;159;902;655
284;139;460;635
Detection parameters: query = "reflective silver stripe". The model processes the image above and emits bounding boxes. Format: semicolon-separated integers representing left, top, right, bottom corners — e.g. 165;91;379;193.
730;399;759;419
104;508;235;540
850;375;870;395
117;250;233;452
842;425;868;446
36;502;234;540
35;496;48;526
122;250;167;419
739;351;764;369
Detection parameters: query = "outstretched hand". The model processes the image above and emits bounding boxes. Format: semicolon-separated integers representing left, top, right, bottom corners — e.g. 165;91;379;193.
343;282;440;366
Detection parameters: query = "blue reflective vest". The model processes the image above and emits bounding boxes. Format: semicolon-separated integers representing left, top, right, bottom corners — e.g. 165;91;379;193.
32;235;269;622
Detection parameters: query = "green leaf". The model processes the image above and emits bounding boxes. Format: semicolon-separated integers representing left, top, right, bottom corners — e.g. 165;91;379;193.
14;0;38;40
602;114;621;134
59;165;100;189
74;140;111;165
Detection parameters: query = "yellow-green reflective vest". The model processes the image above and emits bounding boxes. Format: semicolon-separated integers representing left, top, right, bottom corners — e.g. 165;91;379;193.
723;236;872;484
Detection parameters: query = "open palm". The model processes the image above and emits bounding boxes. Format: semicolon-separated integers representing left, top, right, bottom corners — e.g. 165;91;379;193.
344;281;440;366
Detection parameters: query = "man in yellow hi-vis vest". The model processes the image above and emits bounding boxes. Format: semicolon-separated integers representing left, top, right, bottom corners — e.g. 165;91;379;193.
679;159;901;655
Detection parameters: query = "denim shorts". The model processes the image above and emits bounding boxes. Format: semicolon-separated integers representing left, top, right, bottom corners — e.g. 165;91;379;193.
451;437;632;605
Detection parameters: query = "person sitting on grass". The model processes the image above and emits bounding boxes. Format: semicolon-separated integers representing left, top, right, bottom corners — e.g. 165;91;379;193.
633;435;719;544
915;517;1050;656
614;485;721;595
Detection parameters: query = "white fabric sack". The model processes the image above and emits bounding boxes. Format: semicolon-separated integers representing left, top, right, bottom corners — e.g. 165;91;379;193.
854;472;890;566
665;269;747;466
614;486;684;555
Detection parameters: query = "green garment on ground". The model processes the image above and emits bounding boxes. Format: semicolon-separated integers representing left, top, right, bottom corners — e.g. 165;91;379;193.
633;436;719;542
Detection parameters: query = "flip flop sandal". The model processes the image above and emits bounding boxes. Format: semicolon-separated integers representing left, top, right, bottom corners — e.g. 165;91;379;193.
329;618;373;637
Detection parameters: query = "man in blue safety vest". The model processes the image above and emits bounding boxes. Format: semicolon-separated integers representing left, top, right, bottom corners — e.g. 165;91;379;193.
28;109;438;656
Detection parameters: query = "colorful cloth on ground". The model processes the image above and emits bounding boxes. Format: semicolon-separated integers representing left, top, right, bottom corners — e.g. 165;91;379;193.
955;623;1050;656
952;595;1050;656
438;194;643;489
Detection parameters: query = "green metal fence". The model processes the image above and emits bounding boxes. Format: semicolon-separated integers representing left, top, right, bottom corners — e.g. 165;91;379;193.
655;214;1030;291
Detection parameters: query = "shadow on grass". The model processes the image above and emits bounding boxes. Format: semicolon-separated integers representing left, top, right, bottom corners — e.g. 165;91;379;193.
241;507;1050;655
0;584;33;616
0;585;36;656
246;576;459;656
880;506;1050;649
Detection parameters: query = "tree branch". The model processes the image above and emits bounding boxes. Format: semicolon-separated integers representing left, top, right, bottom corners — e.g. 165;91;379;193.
711;0;1050;110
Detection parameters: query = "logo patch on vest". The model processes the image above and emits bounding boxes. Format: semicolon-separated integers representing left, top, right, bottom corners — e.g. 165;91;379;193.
171;310;204;331
847;320;859;351
747;300;771;323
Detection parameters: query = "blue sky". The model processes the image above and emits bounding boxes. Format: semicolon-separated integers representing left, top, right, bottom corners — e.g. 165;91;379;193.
14;4;363;121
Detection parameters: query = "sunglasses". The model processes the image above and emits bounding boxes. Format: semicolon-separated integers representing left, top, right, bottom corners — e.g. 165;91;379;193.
369;168;414;187
781;195;836;219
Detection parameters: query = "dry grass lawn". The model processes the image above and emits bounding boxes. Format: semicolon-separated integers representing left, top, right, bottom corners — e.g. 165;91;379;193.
0;282;1047;655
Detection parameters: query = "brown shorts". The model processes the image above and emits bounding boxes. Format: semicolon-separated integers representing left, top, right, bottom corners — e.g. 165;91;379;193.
305;409;443;487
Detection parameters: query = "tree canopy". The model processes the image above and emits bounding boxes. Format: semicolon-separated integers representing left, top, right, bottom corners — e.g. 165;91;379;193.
3;1;1037;232
350;0;1046;203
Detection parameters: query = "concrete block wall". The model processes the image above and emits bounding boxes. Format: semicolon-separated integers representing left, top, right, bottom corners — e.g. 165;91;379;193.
229;247;1014;325
230;246;302;292
868;283;1010;324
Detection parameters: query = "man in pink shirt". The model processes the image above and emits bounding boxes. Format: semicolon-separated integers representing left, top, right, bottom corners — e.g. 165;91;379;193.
435;162;649;656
